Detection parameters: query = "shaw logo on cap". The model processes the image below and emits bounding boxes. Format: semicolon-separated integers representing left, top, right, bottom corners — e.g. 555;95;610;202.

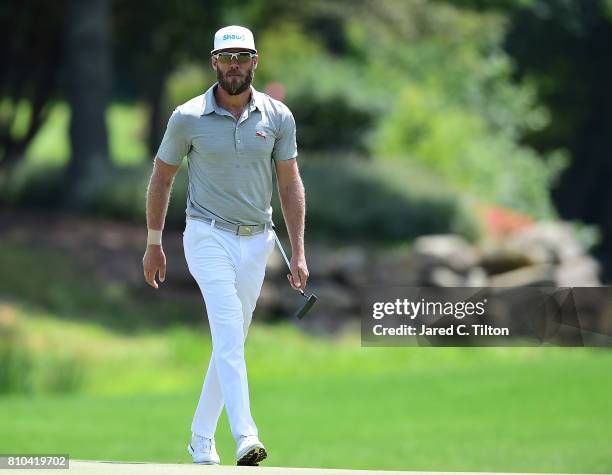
212;25;257;54
223;33;246;41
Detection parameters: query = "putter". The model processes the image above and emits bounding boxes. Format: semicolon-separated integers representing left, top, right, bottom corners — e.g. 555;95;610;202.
272;226;317;319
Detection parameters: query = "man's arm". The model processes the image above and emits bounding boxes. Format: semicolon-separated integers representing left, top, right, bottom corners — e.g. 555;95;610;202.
275;158;308;290
142;157;181;289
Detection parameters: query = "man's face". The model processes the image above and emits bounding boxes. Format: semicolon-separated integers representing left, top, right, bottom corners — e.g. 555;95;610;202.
212;48;258;96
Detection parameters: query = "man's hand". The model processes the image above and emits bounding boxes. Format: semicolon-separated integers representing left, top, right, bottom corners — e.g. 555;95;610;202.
143;245;166;289
288;252;309;291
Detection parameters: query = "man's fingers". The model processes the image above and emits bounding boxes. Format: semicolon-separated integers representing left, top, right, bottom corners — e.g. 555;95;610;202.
159;262;166;283
298;268;308;289
293;271;302;288
149;272;159;289
144;269;159;289
287;272;302;290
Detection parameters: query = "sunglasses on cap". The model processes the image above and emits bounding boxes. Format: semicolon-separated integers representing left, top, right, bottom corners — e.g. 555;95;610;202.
213;51;256;64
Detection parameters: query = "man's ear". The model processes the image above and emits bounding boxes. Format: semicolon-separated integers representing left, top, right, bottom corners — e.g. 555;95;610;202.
211;56;217;71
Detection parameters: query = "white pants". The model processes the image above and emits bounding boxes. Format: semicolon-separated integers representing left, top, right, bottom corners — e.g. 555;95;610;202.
183;218;275;442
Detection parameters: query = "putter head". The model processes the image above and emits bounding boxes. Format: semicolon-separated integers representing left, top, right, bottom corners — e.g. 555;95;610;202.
293;293;318;320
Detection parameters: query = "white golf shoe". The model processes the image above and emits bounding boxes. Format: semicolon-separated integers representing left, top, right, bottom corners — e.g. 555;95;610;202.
236;435;267;466
187;433;220;465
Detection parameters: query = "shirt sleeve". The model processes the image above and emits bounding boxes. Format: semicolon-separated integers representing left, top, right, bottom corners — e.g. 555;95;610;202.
156;109;191;165
272;108;298;161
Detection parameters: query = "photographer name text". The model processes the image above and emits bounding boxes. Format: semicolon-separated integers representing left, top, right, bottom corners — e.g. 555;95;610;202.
372;323;509;336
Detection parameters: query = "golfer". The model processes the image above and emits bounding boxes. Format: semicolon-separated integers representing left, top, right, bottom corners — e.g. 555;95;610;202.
142;25;308;466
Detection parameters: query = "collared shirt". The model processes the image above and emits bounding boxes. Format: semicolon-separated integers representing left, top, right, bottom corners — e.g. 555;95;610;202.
157;83;298;225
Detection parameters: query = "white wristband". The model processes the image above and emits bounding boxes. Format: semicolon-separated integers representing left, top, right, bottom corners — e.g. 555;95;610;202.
147;229;162;246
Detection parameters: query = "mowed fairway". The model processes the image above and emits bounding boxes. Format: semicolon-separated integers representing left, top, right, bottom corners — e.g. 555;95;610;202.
0;310;610;474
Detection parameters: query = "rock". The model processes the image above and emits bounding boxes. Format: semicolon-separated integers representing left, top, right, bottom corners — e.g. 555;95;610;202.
507;222;584;263
298;243;338;278
412;235;478;274
414;265;488;287
304;282;355;311
479;247;542;275
329;247;369;286
479;222;591;275
555;256;601;287
256;282;298;320
231;221;604;334
487;264;556;287
299;245;368;285
369;251;415;285
466;267;488;286
427;267;466;287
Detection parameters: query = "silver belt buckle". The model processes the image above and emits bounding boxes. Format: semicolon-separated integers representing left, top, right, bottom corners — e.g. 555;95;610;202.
237;225;254;236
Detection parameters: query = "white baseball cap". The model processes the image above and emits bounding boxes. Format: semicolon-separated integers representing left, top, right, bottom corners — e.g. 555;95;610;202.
211;25;257;54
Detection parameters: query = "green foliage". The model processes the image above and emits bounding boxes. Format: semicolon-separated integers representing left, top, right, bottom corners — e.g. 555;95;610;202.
373;84;566;217
23;102;149;167
343;0;565;217
254;24;378;153
107;104;149;165
0;161;65;208
38;353;84;394
289;93;373;152
276;158;479;242
23;102;70;166
255;23;324;90
0;326;34;393
163;64;216;117
1;156;479;243
0;311;84;394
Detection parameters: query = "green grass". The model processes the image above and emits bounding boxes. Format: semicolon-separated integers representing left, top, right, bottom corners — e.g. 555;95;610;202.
0;235;610;472
0;303;611;473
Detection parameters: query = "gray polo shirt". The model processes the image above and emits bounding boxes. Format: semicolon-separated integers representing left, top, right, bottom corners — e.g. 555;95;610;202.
157;83;298;225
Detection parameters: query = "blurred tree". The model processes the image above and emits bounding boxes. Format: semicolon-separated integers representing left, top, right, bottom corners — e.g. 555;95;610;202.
438;0;536;11
435;0;612;274
0;0;66;170
62;0;112;206
112;0;222;155
503;0;612;274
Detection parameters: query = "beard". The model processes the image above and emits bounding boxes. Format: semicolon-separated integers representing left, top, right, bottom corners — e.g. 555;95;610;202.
217;66;254;96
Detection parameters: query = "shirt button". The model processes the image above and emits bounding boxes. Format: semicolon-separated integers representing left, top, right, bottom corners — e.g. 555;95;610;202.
237;139;241;143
